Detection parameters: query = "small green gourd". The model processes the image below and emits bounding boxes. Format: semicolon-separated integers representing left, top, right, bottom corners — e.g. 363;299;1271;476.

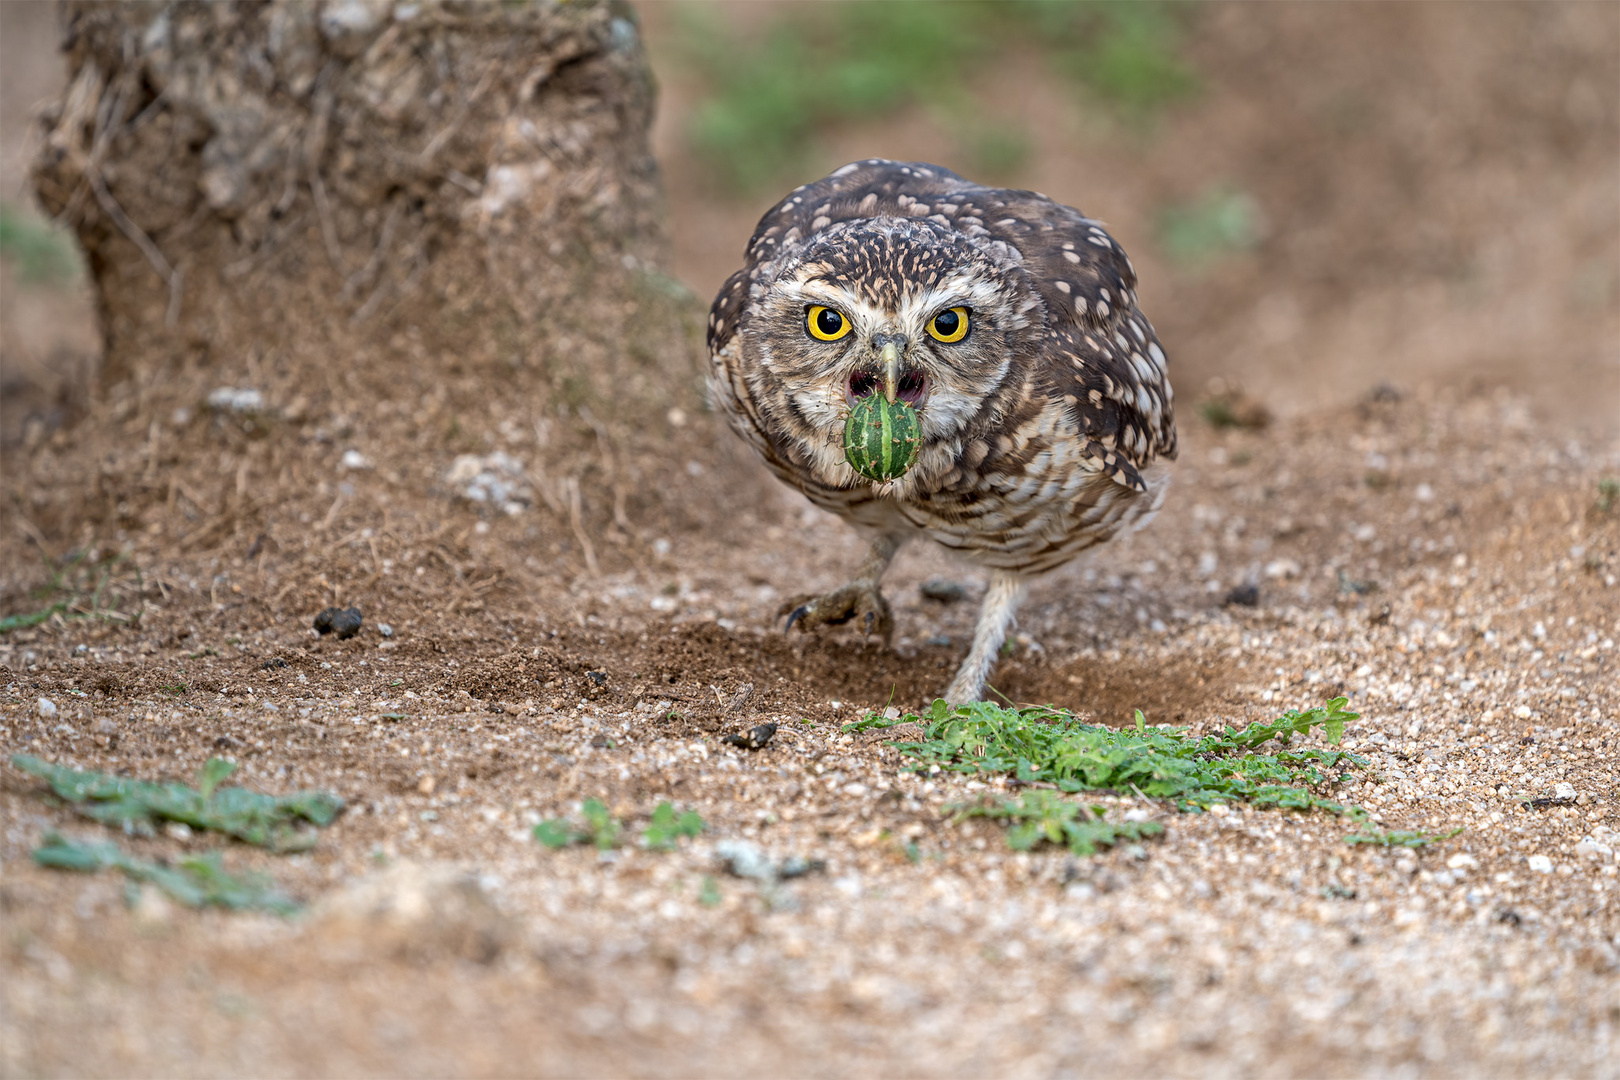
843;395;922;482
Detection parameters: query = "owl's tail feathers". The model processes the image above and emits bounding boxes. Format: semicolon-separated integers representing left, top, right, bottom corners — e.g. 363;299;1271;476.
943;571;1026;705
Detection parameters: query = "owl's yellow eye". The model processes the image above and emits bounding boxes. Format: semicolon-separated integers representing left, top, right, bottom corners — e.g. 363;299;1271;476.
806;306;852;341
927;307;970;343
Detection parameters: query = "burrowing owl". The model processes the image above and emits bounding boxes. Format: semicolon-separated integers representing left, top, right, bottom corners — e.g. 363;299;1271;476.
708;160;1176;703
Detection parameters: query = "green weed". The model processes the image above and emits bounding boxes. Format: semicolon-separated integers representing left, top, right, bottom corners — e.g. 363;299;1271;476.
536;800;704;851
12;755;344;853
33;833;298;915
0;549;141;634
0;202;81;285
956;790;1164;856
850;697;1460;851
1596;478;1619;514
1041;1;1200;113
642;801;705;851
1345;826;1464;849
1197;390;1270;431
1157;185;1261;268
671;0;1198;193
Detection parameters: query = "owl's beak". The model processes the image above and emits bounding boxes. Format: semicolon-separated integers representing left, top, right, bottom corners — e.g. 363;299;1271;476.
880;340;902;405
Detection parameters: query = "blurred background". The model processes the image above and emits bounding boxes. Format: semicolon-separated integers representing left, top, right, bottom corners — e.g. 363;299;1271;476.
4;0;1617;448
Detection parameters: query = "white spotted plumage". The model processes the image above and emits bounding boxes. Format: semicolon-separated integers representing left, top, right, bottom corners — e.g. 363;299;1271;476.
708;160;1177;703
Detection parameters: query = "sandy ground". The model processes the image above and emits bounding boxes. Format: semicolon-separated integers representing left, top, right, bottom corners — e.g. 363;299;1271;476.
3;376;1618;1077
3;2;1619;1077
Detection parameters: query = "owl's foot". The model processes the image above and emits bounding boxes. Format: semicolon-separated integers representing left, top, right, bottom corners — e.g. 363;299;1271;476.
780;582;894;644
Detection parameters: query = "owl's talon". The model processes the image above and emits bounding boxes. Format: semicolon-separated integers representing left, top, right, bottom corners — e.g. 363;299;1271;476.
778;584;893;645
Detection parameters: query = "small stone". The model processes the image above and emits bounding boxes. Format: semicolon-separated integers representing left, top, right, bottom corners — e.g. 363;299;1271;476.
446;452;531;510
1445;853;1479;871
1527;855;1554;874
313;606;363;639
1554;782;1576;801
1223;583;1260;608
716;839;776;882
723;723;778;751
920;579;966;603
1574;840;1613;863
37;698;58;719
778;856;826;879
1264;558;1301;580
206;387;264;414
378;623;394;638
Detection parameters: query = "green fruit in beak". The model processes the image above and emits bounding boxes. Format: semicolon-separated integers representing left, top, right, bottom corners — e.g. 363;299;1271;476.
843;394;921;482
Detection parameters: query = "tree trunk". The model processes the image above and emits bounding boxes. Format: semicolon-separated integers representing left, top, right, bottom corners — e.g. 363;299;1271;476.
30;0;698;426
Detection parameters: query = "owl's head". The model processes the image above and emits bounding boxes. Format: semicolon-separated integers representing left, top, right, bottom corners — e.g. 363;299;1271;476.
741;218;1039;487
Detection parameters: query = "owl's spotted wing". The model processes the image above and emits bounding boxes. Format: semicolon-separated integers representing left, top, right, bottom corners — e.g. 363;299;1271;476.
969;194;1178;489
706;159;1176;492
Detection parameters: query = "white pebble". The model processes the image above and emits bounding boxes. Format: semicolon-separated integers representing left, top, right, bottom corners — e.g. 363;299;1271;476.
1574;840;1614;863
1264;558;1301;580
1555;782;1576;800
1527;855;1553;874
37;698;57;719
206;387;264;413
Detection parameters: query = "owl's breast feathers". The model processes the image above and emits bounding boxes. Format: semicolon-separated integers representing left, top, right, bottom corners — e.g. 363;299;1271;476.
708;159;1177;572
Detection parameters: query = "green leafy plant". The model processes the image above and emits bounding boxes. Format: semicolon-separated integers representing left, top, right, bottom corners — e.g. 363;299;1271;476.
1596;478;1618;515
673;0;1199;194
642;802;705;851
1157;185;1262;268
956;790;1164;856
11;755;344;852
535;799;704;852
33;833;298;915
1041;0;1200;113
534;797;621;850
0;202;81;285
851;697;1459;850
0;549;142;634
1345;826;1464;849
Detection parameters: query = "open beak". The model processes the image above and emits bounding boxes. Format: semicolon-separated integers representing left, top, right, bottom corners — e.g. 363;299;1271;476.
881;340;901;405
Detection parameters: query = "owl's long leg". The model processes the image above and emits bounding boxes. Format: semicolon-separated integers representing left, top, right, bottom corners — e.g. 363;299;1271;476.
781;533;903;643
943;570;1026;704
